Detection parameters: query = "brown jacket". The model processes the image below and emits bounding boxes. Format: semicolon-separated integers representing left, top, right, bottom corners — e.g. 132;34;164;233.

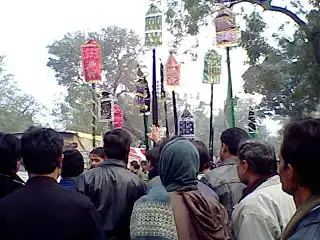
170;189;232;240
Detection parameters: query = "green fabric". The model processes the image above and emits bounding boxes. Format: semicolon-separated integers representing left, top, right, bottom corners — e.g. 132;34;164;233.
159;138;200;192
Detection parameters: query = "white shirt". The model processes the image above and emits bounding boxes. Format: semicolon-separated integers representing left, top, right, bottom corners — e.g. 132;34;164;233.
232;175;296;240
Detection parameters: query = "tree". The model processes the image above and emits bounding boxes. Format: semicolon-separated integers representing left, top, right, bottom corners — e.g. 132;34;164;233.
166;0;320;119
0;56;41;132
47;26;144;138
166;0;319;62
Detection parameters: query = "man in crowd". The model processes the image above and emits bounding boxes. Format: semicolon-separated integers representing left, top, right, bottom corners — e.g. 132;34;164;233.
76;129;146;240
0;133;24;198
280;118;320;240
193;140;215;180
0;128;103;240
202;127;249;216
140;160;149;183
59;148;84;189
232;139;295;240
89;147;105;169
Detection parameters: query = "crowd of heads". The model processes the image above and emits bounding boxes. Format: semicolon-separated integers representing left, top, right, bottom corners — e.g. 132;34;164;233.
0;117;320;197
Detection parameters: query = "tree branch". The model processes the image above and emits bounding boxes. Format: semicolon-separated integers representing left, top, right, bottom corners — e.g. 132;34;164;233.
228;0;311;36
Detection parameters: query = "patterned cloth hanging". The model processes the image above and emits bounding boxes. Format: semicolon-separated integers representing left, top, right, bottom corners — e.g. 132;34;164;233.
179;108;195;139
145;3;162;47
214;8;238;47
99;92;114;123
135;77;151;114
203;49;222;84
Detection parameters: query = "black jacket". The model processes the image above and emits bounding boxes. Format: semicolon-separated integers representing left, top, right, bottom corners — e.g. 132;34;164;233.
76;159;146;240
0;173;24;199
0;176;103;240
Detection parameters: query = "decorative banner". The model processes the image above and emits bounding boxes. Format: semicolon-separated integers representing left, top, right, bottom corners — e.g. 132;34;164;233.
164;54;181;87
203;49;222;84
99;92;114;123
81;40;102;83
145;3;162;47
135;77;151;113
214;8;238;47
113;104;124;128
179;108;195;138
248;107;256;138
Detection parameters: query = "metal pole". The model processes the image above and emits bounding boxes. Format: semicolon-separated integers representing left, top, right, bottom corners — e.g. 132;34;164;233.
226;47;235;128
143;113;150;150
152;49;159;126
91;83;97;148
172;91;178;136
209;83;214;158
160;62;169;137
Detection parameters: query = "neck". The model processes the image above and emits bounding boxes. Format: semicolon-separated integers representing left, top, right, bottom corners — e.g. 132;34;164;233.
293;187;313;208
29;170;59;181
221;153;236;161
246;174;262;187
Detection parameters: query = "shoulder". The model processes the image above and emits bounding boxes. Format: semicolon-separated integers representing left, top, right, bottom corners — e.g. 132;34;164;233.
290;207;320;240
204;165;240;187
233;185;295;217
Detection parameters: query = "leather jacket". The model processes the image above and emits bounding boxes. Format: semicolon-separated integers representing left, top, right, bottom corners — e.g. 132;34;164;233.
76;159;146;240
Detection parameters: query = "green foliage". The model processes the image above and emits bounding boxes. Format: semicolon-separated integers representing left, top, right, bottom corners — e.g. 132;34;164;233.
166;0;320;119
47;26;144;138
0;56;41;132
242;11;320;119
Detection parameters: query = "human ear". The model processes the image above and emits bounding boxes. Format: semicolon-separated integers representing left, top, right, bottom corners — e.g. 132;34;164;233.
58;154;64;168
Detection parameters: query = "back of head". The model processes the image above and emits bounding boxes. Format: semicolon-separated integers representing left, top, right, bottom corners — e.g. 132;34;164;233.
130;160;140;170
281;118;320;195
21;128;64;175
0;133;21;175
61;148;84;178
193;140;212;172
221;127;249;156
238;139;277;176
90;147;105;159
160;138;199;192
103;129;132;162
146;146;161;171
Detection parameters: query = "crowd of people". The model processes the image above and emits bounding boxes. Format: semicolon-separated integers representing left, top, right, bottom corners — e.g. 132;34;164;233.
0;118;319;240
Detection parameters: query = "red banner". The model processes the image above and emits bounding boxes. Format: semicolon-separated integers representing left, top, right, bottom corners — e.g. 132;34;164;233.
164;55;180;87
81;40;102;83
113;104;124;128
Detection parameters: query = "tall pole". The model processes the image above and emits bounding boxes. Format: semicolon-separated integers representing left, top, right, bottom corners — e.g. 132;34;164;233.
143;113;150;150
91;83;97;148
152;49;159;126
226;47;235;128
209;83;214;158
160;62;169;137
172;91;178;136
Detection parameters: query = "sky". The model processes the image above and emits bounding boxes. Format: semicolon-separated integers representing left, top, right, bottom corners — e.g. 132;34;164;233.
0;0;303;133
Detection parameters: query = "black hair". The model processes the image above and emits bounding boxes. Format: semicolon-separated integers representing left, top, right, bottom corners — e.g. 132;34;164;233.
90;147;105;159
238;139;277;175
146;147;161;170
0;133;21;175
130;160;140;170
221;128;249;155
61;148;84;178
21;128;64;174
281;118;320;195
140;160;147;166
192;140;213;172
103;129;132;161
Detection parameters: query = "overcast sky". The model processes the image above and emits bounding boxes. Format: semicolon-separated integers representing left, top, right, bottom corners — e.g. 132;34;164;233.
0;0;302;132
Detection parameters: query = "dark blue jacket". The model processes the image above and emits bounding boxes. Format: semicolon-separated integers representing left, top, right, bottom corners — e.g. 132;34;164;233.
59;177;76;189
289;206;320;240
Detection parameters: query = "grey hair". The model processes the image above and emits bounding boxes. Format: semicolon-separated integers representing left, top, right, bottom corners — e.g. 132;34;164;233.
238;139;277;175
